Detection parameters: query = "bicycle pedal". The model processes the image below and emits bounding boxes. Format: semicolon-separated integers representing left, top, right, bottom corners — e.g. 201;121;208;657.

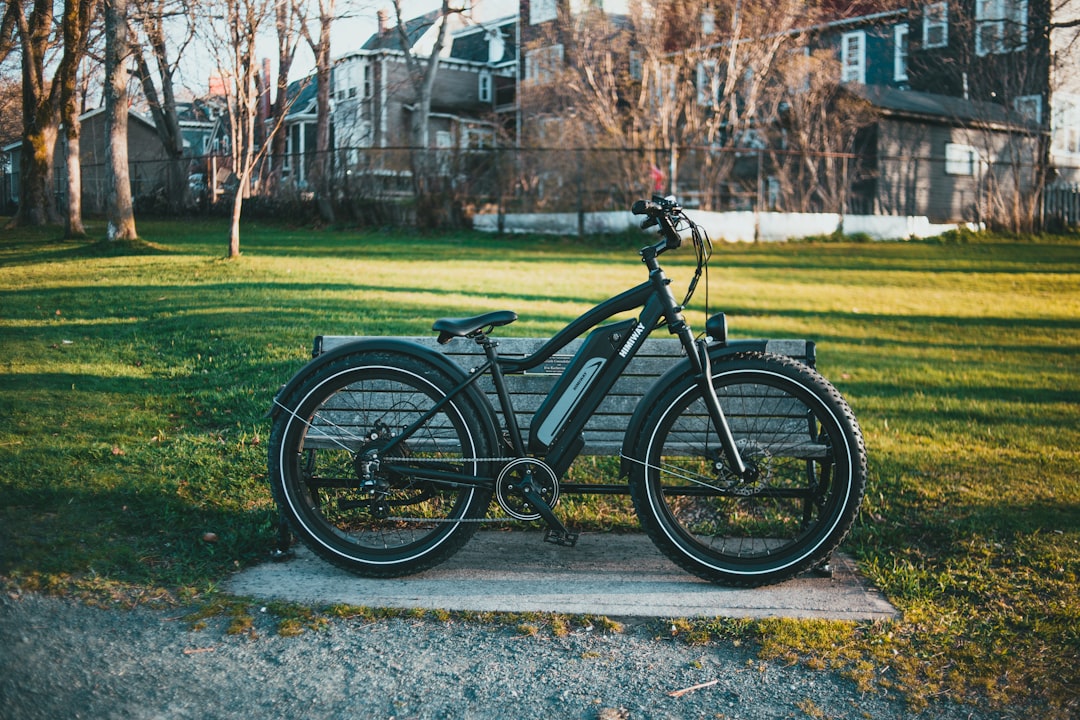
543;528;579;547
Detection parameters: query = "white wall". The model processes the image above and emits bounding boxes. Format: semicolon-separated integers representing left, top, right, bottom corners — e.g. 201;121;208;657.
473;210;967;241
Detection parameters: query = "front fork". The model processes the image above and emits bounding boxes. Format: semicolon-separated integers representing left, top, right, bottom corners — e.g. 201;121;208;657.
680;332;750;480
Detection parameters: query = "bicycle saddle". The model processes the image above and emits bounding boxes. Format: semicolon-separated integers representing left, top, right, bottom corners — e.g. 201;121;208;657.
433;310;518;344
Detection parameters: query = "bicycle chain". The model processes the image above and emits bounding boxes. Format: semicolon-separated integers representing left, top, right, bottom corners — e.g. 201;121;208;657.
379;455;517;524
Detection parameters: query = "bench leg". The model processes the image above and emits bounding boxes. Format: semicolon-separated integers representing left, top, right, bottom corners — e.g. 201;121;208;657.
811;554;834;578
270;510;295;561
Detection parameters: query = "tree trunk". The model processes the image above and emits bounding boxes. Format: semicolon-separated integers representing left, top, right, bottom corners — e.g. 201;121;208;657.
228;184;242;257
8;0;60;228
312;20;334;224
267;0;297;192
15;123;58;227
62;112;85;237
299;0;335;224
132;40;187;213
393;0;455;226
104;0;137;240
57;0;97;239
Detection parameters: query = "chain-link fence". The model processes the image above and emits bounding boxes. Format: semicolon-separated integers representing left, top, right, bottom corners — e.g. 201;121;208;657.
23;144;1079;231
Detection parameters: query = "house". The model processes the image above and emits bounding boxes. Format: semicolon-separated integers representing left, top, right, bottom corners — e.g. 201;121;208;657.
331;10;517;154
276;75;320;188
2;104;215;216
876;0;1079;185
852;84;1042;221
511;0;1076;224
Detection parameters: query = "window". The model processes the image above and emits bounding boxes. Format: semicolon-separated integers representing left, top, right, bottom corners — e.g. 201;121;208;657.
701;9;715;36
696;59;718;106
464;126;495;149
652;63;677;106
945;143;978;175
524;44;564;83
975;0;1027;56
629;51;643;81
479;71;492;103
841;31;865;85
894;24;909;82
1013;94;1041;124
363;64;372;99
1052;95;1080;155
923;2;948;48
530;0;556;24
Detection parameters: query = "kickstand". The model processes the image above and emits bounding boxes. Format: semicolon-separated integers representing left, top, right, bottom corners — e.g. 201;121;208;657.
270;510;295;561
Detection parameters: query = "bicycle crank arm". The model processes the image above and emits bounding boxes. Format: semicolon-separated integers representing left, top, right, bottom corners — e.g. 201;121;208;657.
518;482;578;547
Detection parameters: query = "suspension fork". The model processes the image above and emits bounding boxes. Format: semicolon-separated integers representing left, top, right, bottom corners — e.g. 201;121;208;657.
670;324;749;479
643;244;749;479
692;336;749;479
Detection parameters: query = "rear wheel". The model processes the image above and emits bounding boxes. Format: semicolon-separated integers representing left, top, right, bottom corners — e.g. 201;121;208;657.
268;351;495;576
630;352;866;586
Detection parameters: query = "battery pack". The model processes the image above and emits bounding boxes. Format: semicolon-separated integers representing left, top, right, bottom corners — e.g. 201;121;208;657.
528;318;638;454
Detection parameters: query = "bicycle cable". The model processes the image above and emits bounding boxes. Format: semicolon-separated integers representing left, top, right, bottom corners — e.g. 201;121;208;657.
672;209;713;336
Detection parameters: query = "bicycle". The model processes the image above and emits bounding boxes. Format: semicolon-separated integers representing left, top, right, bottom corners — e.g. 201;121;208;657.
267;197;867;587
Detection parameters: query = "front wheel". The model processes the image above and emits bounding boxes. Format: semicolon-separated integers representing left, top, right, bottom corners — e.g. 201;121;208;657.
629;352;867;587
268;350;496;577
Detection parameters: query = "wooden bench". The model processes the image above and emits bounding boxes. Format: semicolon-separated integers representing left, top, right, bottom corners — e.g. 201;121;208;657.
313;335;816;458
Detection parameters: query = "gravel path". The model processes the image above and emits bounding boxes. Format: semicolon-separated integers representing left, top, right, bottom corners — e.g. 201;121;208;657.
1;592;1004;720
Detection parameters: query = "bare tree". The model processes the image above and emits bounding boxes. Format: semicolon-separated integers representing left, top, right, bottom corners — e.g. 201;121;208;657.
130;0;198;213
264;0;301;193
296;0;335;223
207;0;274;257
391;0;467;223
56;0;99;238
520;0;816;211
0;74;20;149
104;0;137;240
2;0;61;228
760;48;877;215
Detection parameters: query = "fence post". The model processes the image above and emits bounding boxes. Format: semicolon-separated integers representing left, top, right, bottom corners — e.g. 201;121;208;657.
576;148;585;237
496;144;505;234
669;146;678;198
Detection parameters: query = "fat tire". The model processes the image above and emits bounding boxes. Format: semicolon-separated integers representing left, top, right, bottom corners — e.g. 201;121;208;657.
629;351;866;587
268;350;495;577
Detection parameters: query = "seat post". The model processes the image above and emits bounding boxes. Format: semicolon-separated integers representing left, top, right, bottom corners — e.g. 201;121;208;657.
477;334;527;457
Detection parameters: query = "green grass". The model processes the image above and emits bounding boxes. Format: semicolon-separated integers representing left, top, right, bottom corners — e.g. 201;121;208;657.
1;218;1078;716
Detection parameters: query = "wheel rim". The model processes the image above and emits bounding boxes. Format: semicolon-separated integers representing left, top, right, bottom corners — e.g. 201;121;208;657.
278;364;484;565
644;368;855;577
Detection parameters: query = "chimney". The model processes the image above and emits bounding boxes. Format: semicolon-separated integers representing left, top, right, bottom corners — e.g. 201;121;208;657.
377;9;389;34
261;58;272;121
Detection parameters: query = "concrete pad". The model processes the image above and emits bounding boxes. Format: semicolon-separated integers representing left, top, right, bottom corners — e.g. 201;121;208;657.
227;532;896;621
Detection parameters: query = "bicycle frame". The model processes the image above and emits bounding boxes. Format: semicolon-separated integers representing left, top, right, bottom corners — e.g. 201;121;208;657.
376;239;748;499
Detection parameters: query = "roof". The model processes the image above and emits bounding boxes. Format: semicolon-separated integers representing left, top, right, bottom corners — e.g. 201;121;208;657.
362;9;442;51
816;0;908;23
855;84;1040;131
285;74;320;117
449;16;517;64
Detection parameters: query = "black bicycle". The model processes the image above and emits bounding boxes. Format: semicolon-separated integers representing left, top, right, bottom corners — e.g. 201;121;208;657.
267;197;867;587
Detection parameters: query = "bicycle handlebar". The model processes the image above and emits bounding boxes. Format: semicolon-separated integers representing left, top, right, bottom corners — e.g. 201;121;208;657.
632;195;683;252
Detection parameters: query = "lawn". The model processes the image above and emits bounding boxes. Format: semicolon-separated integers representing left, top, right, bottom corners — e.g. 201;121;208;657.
1;218;1077;716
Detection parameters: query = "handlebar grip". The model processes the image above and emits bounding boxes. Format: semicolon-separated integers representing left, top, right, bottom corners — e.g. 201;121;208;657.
632;200;653;216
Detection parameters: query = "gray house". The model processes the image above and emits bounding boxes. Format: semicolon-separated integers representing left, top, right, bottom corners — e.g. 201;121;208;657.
853;84;1041;222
